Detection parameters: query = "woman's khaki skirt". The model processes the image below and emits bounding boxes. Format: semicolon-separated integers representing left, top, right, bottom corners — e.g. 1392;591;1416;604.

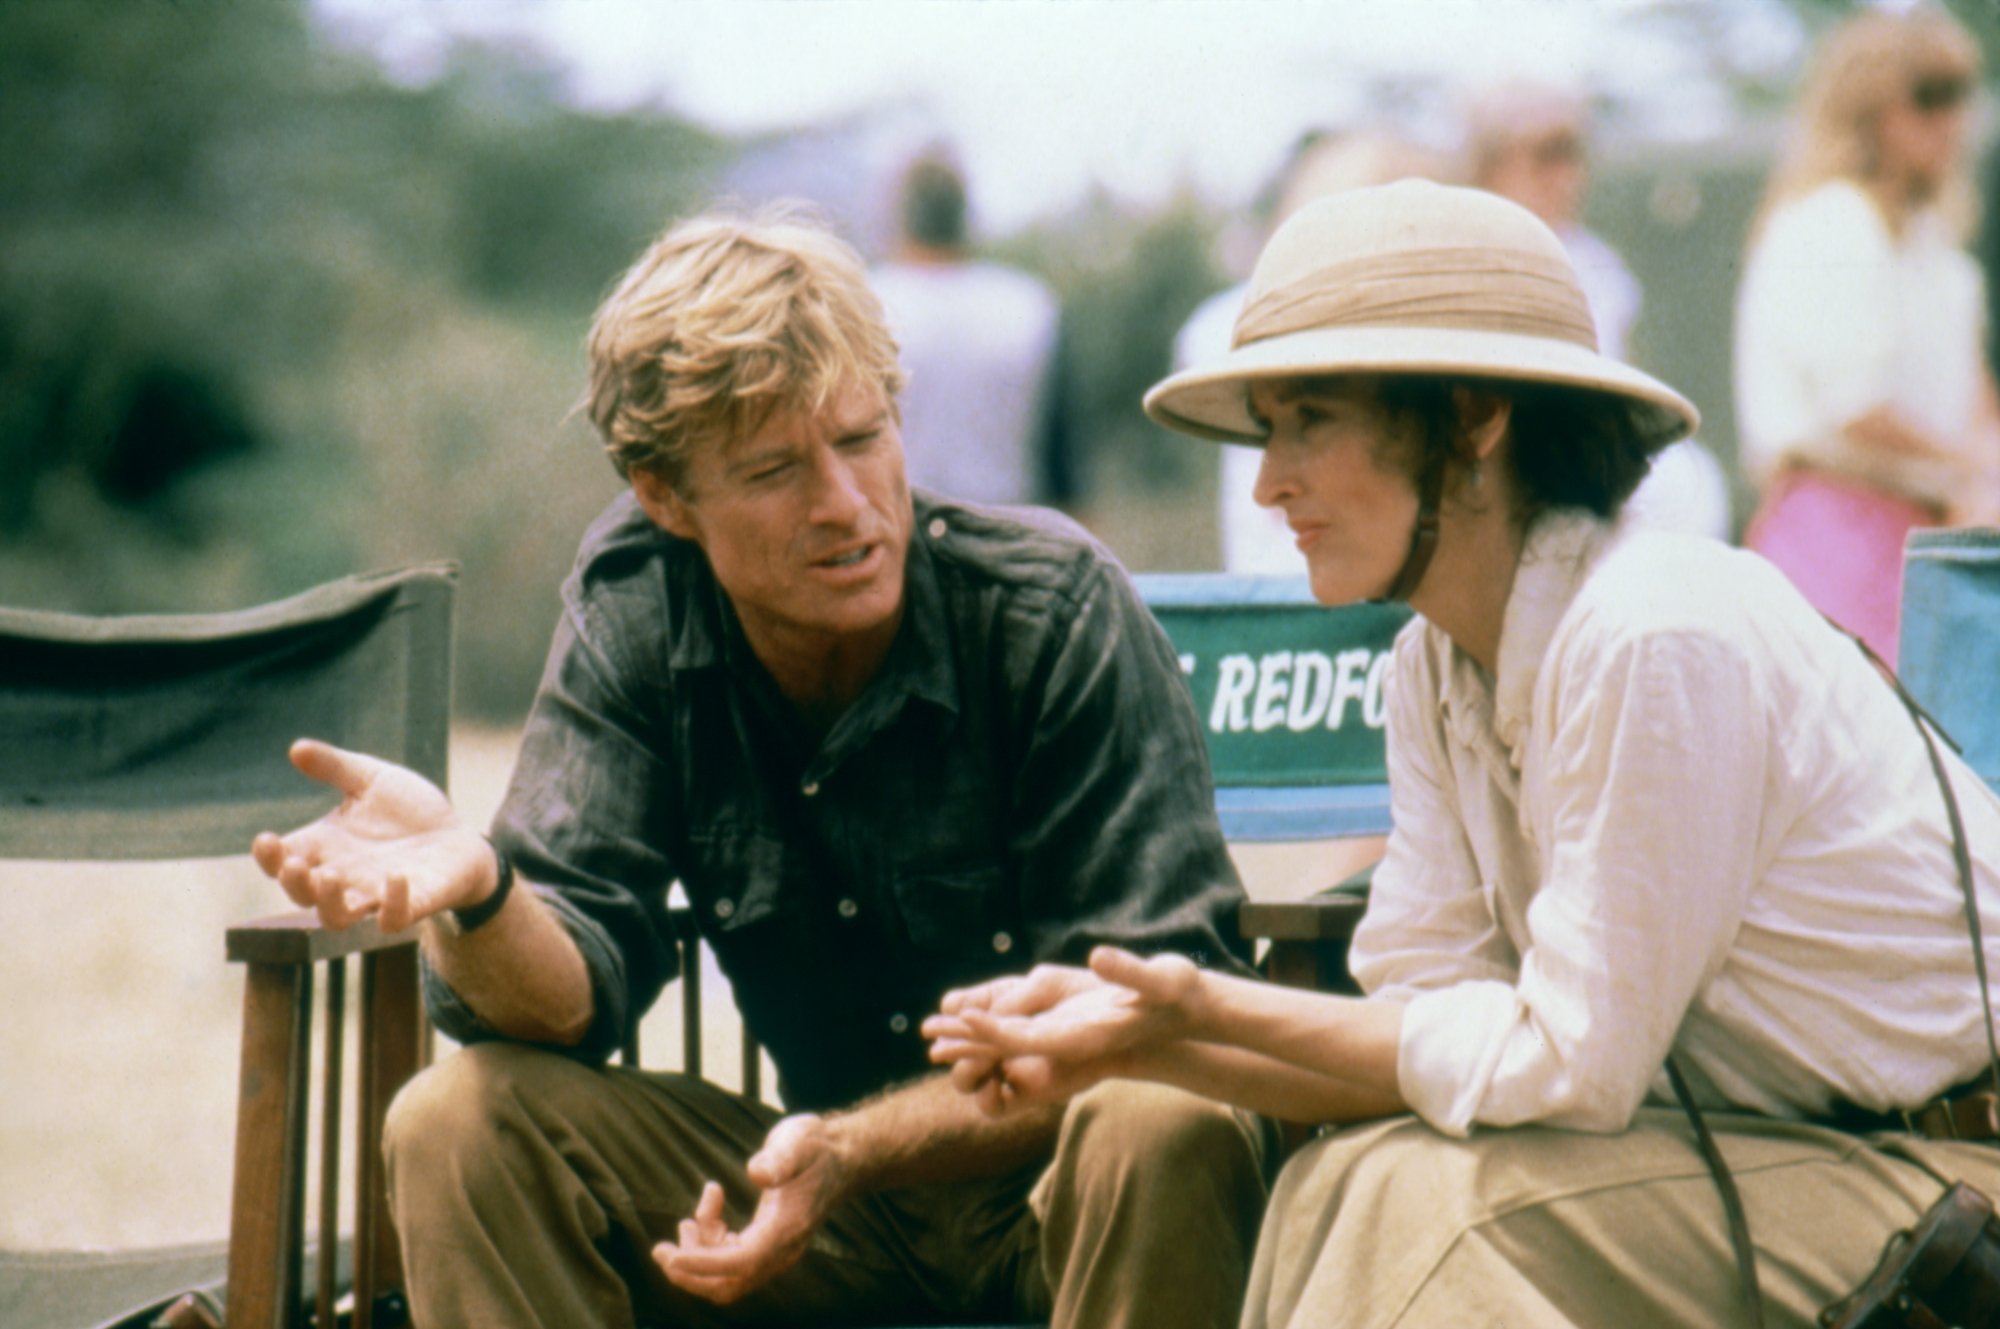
1243;1107;2000;1329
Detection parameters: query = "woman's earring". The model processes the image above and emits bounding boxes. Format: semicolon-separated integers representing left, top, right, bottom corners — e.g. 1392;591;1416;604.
1469;458;1485;492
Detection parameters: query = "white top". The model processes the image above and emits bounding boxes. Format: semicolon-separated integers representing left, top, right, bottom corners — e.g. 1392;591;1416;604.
871;259;1061;507
1352;512;2000;1136
1618;438;1733;543
1733;180;1988;505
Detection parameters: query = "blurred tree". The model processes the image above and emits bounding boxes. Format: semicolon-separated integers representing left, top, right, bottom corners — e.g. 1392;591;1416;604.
0;0;726;717
1003;190;1224;491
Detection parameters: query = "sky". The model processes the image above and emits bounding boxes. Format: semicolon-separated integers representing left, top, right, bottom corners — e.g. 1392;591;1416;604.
309;0;1810;233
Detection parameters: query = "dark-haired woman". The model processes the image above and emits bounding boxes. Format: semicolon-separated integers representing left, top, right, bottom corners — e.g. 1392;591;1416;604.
927;178;2000;1326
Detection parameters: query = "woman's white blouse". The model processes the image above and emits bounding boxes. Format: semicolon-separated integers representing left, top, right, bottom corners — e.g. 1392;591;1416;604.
1733;180;1986;505
1352;513;2000;1136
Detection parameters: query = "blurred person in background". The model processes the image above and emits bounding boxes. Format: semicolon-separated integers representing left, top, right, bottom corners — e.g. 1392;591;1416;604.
1465;76;1733;543
1735;5;2000;666
869;147;1078;513
1174;128;1446;576
252;208;1273;1329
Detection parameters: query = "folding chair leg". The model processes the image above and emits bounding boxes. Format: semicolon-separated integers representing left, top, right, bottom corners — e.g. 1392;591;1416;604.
1264;938;1335;993
316;961;347;1329
355;944;423;1327
227;961;313;1329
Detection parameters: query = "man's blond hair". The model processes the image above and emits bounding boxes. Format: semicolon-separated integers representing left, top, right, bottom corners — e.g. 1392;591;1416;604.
585;206;906;485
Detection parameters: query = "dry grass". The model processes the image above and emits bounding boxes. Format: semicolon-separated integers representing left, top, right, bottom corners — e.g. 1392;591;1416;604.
0;724;1372;1254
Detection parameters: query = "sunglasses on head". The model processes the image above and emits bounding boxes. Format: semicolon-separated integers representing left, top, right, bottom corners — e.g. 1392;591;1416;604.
1912;74;1972;113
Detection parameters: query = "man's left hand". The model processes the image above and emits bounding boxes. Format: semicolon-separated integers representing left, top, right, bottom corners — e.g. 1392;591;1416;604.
651;1114;851;1306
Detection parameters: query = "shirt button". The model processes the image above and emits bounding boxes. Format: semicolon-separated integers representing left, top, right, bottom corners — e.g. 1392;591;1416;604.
838;898;859;919
713;899;735;921
927;517;947;539
992;931;1013;954
802;781;820;797
889;1012;910;1034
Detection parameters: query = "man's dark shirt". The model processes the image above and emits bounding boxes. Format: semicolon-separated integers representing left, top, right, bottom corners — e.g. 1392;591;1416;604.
425;489;1252;1112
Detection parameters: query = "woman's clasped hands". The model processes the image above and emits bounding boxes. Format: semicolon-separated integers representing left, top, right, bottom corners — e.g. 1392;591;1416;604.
922;945;1204;1115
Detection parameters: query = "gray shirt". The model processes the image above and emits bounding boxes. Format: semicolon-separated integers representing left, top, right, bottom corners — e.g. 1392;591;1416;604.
427;489;1251;1111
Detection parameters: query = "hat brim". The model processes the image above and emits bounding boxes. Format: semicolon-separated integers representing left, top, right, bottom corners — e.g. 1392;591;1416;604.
1144;324;1700;449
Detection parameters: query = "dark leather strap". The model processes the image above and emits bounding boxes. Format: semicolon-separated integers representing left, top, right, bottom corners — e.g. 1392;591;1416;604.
1673;623;1998;1328
1669;1056;1766;1329
1830;1077;2000;1142
1846;629;2000;1097
1376;456;1445;604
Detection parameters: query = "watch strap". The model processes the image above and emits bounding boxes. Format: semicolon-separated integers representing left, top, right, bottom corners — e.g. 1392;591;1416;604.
447;838;515;935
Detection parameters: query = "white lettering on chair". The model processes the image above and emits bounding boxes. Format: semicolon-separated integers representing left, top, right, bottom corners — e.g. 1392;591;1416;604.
1328;649;1372;730
1211;654;1257;732
1365;652;1391;728
1286;652;1335;731
1203;650;1393;734
1252;651;1294;732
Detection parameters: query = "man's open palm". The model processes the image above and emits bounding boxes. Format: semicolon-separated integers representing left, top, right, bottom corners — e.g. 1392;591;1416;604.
251;738;488;932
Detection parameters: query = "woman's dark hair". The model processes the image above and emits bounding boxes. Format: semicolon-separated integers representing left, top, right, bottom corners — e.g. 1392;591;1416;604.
1376;375;1663;521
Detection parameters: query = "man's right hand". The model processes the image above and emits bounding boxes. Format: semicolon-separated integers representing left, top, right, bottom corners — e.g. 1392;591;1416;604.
251;738;495;933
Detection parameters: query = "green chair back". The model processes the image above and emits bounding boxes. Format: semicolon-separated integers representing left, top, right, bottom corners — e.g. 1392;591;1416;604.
1137;574;1409;841
0;565;456;861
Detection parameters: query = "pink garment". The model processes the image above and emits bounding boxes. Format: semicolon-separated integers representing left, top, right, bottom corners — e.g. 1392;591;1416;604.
1744;468;1938;668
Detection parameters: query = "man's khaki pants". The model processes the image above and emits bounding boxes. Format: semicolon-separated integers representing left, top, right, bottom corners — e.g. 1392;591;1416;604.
1244;1107;2000;1329
384;1042;1277;1328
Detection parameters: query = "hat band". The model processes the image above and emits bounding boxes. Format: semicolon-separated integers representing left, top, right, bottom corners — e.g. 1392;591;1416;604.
1232;246;1597;353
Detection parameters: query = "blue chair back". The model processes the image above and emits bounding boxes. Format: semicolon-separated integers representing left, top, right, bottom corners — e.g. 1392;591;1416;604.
1901;529;2000;791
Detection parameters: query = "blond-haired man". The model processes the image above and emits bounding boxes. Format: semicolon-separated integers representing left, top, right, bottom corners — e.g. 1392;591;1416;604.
252;209;1272;1328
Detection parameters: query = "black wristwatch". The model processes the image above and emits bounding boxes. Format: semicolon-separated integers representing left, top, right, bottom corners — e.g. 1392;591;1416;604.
438;838;515;937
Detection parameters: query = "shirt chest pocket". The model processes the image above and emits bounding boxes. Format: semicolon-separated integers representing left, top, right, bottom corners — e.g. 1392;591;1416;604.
892;862;1021;962
682;829;803;935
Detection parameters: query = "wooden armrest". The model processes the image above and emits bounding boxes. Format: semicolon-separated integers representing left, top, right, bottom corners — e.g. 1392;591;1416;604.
226;909;418;966
1238;892;1368;944
1241;889;1370;997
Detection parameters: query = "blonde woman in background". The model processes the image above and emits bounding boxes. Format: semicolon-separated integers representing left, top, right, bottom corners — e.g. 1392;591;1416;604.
1735;5;2000;666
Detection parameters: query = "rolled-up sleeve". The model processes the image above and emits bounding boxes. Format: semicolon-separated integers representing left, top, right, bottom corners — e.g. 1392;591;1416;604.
1374;622;1772;1135
422;598;680;1064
